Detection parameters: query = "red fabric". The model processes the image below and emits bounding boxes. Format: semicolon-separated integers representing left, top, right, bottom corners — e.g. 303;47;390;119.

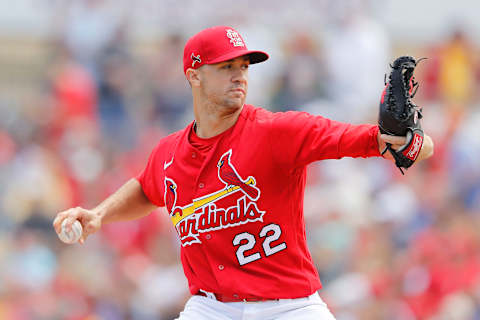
136;104;380;299
183;26;268;73
53;64;97;122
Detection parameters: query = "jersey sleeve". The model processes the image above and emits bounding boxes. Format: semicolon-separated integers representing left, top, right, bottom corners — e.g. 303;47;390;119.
136;143;166;207
268;111;380;168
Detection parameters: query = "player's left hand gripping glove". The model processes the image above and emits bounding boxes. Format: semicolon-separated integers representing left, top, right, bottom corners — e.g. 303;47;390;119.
378;56;426;174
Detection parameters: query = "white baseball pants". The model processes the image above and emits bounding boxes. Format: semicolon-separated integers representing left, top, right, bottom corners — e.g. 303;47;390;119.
175;292;336;320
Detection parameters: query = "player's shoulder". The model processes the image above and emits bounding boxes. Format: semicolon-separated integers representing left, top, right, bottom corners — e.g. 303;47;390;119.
244;104;316;128
243;104;277;124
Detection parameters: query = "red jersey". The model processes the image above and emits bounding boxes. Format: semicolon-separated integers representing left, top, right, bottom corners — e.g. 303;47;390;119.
137;104;380;300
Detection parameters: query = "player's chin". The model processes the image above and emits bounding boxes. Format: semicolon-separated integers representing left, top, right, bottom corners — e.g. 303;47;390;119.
224;96;245;109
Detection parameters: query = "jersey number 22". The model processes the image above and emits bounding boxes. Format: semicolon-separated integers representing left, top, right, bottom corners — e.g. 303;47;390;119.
232;223;287;266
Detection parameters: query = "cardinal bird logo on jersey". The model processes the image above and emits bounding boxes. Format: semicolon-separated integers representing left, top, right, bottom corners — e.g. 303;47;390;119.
164;177;178;216
217;149;260;201
165;149;265;247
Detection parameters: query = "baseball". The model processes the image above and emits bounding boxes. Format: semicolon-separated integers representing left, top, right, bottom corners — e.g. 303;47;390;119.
58;219;83;244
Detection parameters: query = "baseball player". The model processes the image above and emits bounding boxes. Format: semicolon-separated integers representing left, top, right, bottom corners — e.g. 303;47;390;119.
53;26;434;319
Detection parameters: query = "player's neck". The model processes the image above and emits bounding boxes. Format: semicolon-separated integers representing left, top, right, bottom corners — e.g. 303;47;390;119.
193;102;243;139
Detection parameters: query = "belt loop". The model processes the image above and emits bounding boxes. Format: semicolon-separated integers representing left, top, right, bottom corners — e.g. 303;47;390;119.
199;289;217;301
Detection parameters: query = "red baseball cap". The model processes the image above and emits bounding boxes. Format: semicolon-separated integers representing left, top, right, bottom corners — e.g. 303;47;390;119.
183;26;269;74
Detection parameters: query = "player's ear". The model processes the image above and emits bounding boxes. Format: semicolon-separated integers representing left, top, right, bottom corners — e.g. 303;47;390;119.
186;68;201;87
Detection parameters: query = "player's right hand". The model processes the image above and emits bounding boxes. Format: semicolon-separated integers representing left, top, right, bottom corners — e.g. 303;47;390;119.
53;207;102;244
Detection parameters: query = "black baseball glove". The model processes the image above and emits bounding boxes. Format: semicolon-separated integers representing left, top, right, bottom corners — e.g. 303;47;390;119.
379;56;426;174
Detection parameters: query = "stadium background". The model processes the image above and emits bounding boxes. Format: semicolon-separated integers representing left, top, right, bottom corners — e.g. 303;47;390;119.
1;0;480;319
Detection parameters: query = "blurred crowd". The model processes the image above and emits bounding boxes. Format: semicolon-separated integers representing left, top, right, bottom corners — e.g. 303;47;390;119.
1;0;480;319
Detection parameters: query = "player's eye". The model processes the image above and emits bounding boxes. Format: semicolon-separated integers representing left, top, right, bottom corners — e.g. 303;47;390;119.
241;64;249;70
221;64;232;69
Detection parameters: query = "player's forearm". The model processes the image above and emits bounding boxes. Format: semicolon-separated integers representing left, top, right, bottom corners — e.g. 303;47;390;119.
93;178;158;224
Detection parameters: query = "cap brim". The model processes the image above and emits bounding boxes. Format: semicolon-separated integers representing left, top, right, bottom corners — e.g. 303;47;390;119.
208;50;269;65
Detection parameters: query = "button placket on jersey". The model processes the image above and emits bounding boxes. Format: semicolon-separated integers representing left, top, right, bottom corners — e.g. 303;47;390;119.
192;152;215;194
190;150;205;192
189;147;227;276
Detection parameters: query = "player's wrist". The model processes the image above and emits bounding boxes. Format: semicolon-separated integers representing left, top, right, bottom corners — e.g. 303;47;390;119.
417;134;434;161
91;207;107;224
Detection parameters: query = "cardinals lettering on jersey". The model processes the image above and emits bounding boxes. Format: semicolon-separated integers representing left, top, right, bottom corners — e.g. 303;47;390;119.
165;149;264;247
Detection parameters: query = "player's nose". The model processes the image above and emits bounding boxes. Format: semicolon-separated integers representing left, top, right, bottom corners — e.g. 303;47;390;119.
231;68;248;84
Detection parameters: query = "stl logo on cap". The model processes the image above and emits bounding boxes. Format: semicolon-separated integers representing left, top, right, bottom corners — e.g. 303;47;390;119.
226;29;245;47
191;53;201;67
